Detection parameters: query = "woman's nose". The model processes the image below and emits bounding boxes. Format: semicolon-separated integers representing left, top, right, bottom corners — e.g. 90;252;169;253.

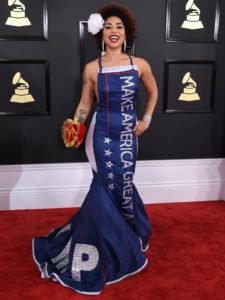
110;28;118;33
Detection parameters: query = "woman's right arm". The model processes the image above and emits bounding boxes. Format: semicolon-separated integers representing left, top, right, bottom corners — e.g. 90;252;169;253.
74;63;95;123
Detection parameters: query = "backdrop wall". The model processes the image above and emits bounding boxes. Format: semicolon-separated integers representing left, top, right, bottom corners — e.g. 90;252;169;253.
0;0;224;165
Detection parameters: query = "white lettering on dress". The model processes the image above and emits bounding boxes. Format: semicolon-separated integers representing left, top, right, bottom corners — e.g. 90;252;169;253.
72;244;99;282
119;76;135;220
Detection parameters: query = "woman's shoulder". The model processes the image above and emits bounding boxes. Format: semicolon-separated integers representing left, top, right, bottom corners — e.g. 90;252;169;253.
131;56;151;68
131;56;152;74
83;59;99;78
84;59;99;71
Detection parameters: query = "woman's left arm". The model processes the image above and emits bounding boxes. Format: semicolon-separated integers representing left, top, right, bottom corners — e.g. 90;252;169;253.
134;58;158;136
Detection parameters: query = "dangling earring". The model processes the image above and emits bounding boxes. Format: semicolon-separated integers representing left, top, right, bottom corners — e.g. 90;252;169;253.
102;40;105;56
123;39;127;53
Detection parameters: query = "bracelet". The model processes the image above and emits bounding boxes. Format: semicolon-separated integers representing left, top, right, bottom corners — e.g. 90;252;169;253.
74;115;79;122
142;114;152;122
74;115;84;123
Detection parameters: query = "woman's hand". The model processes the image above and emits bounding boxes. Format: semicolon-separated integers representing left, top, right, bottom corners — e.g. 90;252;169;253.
133;119;151;136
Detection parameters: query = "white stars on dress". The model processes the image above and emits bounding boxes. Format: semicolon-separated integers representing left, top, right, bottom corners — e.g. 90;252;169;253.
103;137;115;188
108;183;115;191
104;137;112;144
107;172;115;180
106;161;114;169
104;149;112;157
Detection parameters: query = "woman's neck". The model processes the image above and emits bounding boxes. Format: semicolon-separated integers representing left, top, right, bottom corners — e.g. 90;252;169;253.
103;49;128;63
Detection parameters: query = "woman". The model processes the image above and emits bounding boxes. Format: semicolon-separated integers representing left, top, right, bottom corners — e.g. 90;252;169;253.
32;3;158;295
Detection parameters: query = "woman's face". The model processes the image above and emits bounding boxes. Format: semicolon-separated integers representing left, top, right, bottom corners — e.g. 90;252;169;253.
102;16;126;50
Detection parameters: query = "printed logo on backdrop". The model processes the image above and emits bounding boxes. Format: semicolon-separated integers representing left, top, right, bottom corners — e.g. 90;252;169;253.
10;72;35;103
181;0;204;30
166;0;220;42
178;72;200;102
0;0;48;40
0;60;50;116
5;0;31;27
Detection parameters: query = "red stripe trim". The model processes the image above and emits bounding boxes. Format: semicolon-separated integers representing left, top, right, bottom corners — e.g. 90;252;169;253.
105;74;110;131
100;266;106;283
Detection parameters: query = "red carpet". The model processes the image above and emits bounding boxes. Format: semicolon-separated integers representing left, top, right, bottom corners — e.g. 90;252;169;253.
0;201;225;299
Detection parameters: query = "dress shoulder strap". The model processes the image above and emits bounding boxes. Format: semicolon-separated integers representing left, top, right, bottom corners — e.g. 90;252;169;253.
128;55;134;68
98;57;103;73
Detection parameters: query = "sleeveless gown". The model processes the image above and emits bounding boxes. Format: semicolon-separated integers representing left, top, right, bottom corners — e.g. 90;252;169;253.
32;56;151;295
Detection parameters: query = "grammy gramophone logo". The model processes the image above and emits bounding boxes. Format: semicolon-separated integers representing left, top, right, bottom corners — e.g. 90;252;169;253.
181;0;204;30
5;0;31;27
10;72;35;103
178;72;200;102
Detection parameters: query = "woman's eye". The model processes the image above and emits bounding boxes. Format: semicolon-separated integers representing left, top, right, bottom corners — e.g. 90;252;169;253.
104;25;124;30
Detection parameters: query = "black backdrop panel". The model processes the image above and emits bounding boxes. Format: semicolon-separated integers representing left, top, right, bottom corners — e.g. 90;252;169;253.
166;0;220;42
164;60;216;113
0;0;224;164
0;60;50;115
0;0;48;40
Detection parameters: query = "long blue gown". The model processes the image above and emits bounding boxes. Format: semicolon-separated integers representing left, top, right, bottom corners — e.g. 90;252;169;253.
32;55;151;295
